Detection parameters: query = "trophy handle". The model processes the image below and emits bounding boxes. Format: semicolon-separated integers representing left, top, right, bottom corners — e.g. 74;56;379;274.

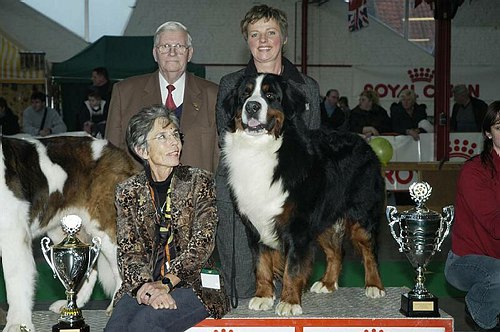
435;205;454;252
40;237;57;278
86;236;102;279
386;206;404;252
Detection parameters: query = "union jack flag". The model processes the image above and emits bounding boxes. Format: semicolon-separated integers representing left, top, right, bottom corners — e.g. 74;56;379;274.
348;0;369;32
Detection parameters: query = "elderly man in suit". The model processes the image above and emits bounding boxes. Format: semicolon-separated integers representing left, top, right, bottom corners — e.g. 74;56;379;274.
106;21;219;174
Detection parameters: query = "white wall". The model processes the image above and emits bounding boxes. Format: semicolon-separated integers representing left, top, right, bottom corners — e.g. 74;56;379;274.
124;0;500;110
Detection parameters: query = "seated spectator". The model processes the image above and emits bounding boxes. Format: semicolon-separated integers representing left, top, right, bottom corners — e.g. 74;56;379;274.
339;96;350;114
390;89;432;141
22;92;67;137
0;97;20;135
349;90;391;138
320;89;348;130
77;88;108;138
451;84;488;132
445;100;500;331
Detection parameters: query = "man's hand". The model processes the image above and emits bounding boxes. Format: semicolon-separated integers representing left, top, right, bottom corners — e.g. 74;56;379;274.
39;128;52;137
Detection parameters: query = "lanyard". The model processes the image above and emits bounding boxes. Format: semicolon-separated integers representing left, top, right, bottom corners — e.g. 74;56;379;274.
148;183;174;275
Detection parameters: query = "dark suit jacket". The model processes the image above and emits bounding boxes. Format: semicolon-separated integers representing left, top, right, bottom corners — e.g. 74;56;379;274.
450;97;488;132
106;70;219;174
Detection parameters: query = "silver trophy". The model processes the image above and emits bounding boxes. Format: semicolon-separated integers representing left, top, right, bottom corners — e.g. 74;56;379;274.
41;215;101;331
386;182;454;317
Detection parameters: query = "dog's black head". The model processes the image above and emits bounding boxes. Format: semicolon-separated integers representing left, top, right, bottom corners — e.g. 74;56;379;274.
224;73;307;138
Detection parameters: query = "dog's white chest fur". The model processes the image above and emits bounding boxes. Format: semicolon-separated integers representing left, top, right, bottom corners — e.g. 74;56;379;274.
223;131;287;249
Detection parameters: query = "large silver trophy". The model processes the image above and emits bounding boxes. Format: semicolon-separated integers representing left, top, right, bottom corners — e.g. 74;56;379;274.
386;182;454;317
41;215;101;331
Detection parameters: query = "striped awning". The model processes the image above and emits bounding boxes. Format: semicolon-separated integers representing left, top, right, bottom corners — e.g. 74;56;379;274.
1;34;45;83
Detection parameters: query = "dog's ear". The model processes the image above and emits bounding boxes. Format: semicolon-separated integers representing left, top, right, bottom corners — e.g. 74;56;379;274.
222;76;246;132
280;78;307;121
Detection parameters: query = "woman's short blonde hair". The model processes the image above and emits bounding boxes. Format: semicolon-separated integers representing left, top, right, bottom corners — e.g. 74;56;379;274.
398;89;417;104
360;90;380;105
240;5;288;41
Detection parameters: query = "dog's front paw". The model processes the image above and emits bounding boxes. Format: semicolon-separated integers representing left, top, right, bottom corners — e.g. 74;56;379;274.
49;299;66;313
248;296;274;311
309;281;338;293
4;322;35;332
365;286;386;298
275;301;302;316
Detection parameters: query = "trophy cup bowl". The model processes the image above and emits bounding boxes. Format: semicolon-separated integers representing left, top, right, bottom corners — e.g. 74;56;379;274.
386;182;454;317
41;215;101;331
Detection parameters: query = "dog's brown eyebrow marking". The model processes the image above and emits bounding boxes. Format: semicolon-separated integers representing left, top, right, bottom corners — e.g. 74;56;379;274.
262;83;271;93
244;82;255;92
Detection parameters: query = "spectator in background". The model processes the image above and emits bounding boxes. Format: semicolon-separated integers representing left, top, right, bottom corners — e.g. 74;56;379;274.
0;97;20;135
349;90;391;138
445;101;500;331
22;92;66;137
321;89;348;130
390;89;432;141
77;88;108;138
451;84;488;132
106;21;219;174
91;67;112;103
339;96;350;114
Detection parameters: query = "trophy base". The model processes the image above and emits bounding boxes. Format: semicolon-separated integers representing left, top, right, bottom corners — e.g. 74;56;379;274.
399;293;441;317
52;320;90;332
400;292;440;317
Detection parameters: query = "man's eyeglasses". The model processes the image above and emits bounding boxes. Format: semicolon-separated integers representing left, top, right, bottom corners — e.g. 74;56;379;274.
156;43;190;55
148;130;184;144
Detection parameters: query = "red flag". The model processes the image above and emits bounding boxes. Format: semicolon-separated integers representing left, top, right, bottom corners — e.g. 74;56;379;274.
349;0;364;11
348;0;369;32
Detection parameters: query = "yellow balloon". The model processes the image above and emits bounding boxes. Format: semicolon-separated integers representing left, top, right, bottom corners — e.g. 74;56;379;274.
369;137;393;166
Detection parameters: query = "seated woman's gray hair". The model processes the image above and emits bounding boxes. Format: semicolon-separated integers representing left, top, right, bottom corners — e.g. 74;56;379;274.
125;105;180;158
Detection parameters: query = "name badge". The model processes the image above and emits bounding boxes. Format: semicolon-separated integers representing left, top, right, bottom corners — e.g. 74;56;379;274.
201;268;221;290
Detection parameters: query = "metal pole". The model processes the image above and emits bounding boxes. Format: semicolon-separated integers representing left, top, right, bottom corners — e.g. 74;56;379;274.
301;0;308;74
434;18;452;161
84;0;89;42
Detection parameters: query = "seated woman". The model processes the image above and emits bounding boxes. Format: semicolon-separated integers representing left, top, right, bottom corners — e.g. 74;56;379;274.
444;101;500;331
349;90;392;138
105;105;229;332
390;89;431;141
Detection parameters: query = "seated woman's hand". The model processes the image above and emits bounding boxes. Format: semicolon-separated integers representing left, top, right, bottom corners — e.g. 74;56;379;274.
136;281;177;310
362;126;380;137
406;128;420;141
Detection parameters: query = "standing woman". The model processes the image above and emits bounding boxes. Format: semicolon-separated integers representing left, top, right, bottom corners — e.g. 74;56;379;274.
215;4;321;304
105;106;229;332
444;101;500;331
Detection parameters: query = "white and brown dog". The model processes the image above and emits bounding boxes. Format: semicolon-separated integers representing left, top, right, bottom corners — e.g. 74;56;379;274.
0;134;137;332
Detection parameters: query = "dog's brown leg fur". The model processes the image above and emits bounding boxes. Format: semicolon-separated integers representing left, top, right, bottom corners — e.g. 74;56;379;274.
348;222;384;290
255;248;280;299
316;222;345;290
280;250;314;306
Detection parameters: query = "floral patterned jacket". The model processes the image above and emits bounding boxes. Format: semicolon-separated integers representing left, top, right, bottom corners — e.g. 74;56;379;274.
113;165;229;318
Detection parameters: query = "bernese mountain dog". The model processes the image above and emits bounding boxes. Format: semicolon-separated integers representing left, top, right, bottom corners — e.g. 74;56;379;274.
221;73;386;316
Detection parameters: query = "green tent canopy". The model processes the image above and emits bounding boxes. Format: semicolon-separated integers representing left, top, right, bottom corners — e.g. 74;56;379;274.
51;35;205;130
52;35;205;82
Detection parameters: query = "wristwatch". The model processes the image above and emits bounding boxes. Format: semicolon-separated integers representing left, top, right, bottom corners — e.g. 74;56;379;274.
161;276;174;292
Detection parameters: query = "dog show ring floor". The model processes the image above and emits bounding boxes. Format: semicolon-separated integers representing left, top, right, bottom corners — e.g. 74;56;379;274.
25;287;454;332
